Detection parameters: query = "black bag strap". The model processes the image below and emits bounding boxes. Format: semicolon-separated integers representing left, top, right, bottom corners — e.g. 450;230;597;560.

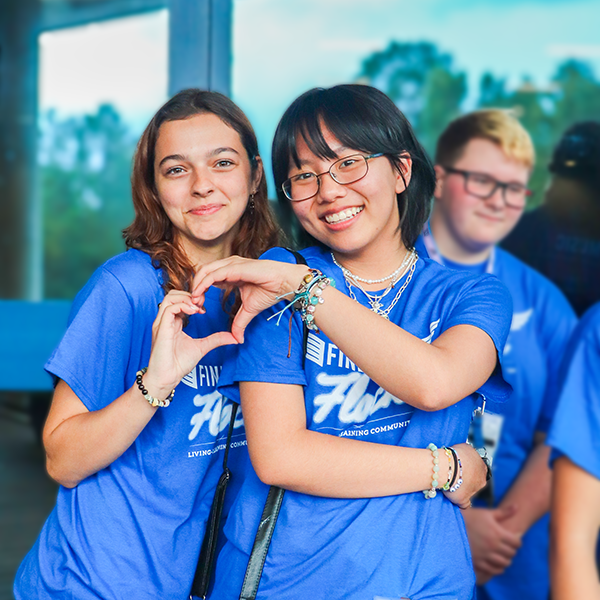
238;249;309;600
190;402;238;599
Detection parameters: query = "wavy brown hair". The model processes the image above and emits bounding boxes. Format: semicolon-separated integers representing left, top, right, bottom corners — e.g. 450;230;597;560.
124;89;280;294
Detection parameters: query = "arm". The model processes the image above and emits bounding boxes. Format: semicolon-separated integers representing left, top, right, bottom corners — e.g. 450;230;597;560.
551;456;600;600
240;380;485;504
463;434;550;585
193;257;499;412
497;433;552;535
44;291;236;487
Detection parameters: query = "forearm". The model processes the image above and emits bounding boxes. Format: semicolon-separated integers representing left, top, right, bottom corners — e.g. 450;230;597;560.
498;439;552;535
44;380;158;487
313;286;497;410
551;457;600;599
240;382;484;501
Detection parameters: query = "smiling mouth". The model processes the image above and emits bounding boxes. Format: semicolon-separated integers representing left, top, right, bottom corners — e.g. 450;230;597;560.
189;204;222;215
324;206;364;224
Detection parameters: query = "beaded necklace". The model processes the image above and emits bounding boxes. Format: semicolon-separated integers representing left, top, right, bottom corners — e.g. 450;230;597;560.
332;249;419;319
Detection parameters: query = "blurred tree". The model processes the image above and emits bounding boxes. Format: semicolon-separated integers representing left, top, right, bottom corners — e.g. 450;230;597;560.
358;41;466;156
41;104;136;299
552;60;600;135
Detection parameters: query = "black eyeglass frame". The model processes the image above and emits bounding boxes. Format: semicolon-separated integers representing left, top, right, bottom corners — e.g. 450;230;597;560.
442;166;533;209
282;153;384;202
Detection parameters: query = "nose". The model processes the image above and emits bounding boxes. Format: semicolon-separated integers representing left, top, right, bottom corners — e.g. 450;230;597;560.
190;167;214;197
485;185;506;210
316;172;347;204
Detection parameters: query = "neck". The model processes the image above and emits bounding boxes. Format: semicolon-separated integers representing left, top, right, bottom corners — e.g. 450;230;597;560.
429;210;493;265
177;234;233;270
332;241;410;290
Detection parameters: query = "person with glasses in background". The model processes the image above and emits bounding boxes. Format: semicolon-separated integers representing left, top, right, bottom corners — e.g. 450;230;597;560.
414;109;577;600
190;85;513;600
503;121;600;316
547;301;600;600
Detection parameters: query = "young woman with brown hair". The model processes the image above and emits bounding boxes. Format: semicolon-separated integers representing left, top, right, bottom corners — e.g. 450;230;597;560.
14;89;280;600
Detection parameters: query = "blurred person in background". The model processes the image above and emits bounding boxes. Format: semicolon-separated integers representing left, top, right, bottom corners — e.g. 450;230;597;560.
548;301;600;600
415;109;577;600
503;121;600;316
13;89;280;600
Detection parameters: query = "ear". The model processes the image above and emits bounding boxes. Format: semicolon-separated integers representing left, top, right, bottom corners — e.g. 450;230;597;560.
251;155;264;192
433;164;446;201
394;155;413;194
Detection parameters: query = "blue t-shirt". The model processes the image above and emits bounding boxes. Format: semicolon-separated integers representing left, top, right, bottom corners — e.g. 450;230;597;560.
211;245;512;600
547;302;600;567
14;249;247;600
415;234;577;600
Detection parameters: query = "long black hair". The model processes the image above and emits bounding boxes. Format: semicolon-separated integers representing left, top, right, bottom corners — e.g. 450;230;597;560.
272;84;435;249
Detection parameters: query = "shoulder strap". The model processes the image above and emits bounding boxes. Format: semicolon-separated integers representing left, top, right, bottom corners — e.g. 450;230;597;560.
238;250;309;600
191;402;238;599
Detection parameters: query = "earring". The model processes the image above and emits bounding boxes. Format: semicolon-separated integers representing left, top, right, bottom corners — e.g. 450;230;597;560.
249;192;256;214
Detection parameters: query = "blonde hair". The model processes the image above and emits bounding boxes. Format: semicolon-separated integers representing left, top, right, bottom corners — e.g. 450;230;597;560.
435;109;535;170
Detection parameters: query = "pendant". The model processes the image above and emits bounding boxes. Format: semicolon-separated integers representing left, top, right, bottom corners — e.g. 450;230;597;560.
370;299;383;312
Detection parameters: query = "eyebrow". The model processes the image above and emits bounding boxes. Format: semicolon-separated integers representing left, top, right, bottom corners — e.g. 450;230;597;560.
297;145;349;168
157;147;241;168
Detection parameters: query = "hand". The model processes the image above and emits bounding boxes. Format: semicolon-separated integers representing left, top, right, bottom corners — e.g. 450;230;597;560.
144;290;237;398
191;256;310;343
442;443;487;509
463;505;522;585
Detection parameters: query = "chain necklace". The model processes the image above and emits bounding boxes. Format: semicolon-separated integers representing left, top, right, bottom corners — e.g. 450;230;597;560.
340;250;419;319
331;248;411;284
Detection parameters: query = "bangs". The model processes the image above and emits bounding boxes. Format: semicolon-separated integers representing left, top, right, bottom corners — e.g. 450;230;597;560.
283;87;387;173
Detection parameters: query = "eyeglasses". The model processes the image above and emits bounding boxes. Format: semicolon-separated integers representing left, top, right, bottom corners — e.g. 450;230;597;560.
282;153;383;202
443;166;532;209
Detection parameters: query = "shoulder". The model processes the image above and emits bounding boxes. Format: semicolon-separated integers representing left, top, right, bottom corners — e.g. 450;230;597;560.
83;249;162;301
417;253;510;302
70;249;162;321
260;246;330;268
496;247;575;316
570;302;600;348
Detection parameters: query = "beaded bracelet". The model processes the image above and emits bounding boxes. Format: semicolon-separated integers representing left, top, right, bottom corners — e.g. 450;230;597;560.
423;443;441;499
447;446;459;489
442;447;454;491
449;448;464;493
268;268;336;333
135;367;175;408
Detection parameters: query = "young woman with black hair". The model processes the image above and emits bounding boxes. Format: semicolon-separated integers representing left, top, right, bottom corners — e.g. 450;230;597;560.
193;85;513;600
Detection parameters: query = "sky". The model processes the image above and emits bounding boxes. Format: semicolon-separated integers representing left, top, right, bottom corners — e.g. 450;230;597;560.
38;9;169;134
232;0;600;187
38;0;600;191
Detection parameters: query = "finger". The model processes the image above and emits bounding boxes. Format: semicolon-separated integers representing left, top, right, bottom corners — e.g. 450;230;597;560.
484;551;515;570
192;257;241;300
156;290;196;321
495;503;518;521
230;305;260;344
155;301;201;334
198;331;239;355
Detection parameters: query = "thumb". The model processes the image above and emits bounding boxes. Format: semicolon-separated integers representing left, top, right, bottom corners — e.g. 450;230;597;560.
495;503;518;521
231;306;258;344
199;331;239;356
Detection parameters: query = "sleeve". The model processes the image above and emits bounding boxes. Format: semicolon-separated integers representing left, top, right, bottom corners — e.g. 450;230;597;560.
44;266;136;412
536;289;578;433
444;274;514;403
548;306;600;481
217;247;307;402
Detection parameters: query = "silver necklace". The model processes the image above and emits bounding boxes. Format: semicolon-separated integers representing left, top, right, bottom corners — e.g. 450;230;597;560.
331;248;411;285
342;250;418;319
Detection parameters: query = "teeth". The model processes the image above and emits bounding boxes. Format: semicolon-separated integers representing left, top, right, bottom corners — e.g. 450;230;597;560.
325;206;363;224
